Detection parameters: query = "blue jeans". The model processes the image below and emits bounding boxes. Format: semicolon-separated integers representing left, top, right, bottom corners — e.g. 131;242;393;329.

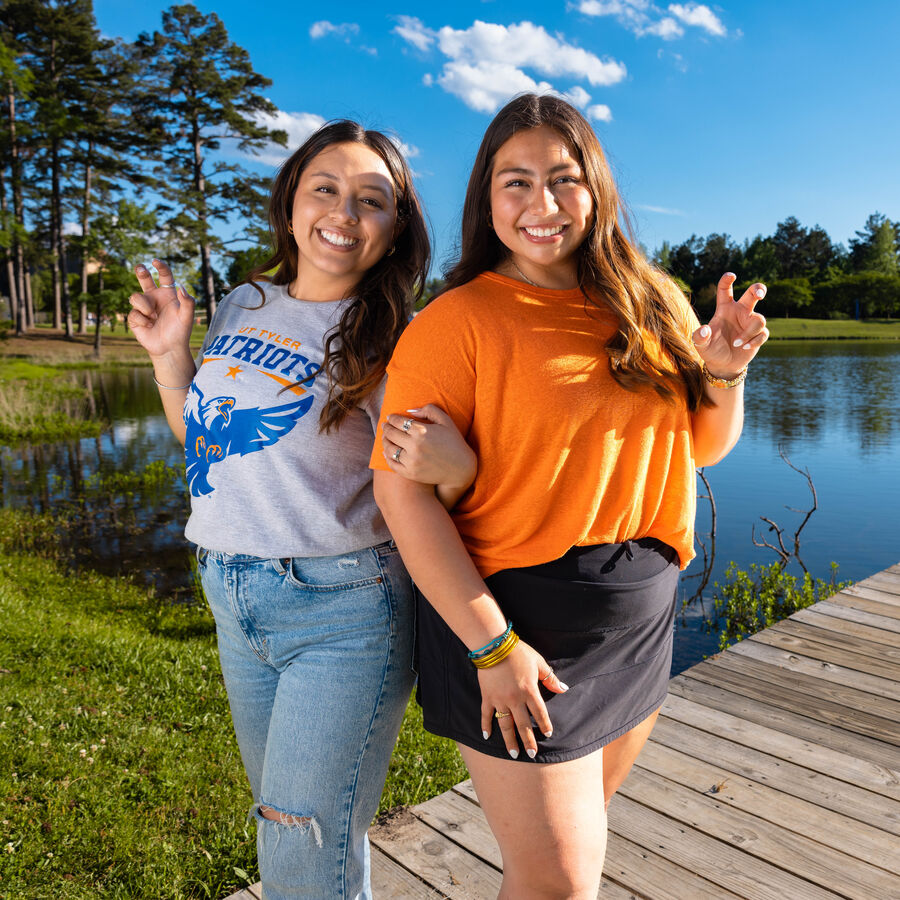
197;541;416;900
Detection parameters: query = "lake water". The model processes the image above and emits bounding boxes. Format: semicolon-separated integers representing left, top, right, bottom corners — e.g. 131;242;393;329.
3;341;899;673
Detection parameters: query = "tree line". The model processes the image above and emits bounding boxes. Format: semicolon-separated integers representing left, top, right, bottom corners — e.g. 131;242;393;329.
0;0;284;350
654;213;900;320
2;2;897;355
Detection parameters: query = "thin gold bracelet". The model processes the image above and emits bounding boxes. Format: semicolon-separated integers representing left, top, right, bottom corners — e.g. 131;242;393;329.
472;633;520;669
701;363;747;389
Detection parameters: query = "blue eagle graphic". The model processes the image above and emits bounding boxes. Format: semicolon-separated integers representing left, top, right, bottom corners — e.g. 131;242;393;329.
183;383;314;496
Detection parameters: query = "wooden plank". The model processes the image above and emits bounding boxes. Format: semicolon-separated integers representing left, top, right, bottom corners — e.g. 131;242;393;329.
728;638;900;703
667;674;900;771
619;766;900;899
369;808;502;898
372;844;449;898
750;625;900;680
834;588;900;618
857;572;900;597
635;738;900;873
679;659;900;744
607;792;844;900
651;714;900;839
787;607;900;651
222;886;262;900
659;692;900;807
419;784;735;900
813;599;900;635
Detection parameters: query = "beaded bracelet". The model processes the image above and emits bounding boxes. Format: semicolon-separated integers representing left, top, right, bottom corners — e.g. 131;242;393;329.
467;621;513;660
471;631;520;669
701;363;747;389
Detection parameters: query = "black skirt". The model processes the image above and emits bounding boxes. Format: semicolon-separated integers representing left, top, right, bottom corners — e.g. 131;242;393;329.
415;538;679;763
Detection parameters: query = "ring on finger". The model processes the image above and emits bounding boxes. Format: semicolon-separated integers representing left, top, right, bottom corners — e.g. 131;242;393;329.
540;668;554;683
494;710;512;719
392;447;403;462
401;418;413;432
158;282;177;288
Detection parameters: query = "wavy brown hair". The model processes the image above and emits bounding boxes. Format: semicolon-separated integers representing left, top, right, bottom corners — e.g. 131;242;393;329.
245;120;430;432
444;93;709;412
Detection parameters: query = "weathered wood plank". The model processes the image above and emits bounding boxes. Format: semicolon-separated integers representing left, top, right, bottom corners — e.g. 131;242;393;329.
833;588;900;618
813;599;900;634
750;625;900;680
608;792;844;900
667;674;900;771
778;611;900;656
659;692;900;807
619;766;900;899
857;572;900;597
369;808;502;898
222;885;262;900
635;738;900;872
728;638;900;703
679;658;900;743
372;844;449;898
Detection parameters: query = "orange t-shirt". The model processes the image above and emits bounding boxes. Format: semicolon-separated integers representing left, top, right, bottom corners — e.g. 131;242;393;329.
370;271;700;577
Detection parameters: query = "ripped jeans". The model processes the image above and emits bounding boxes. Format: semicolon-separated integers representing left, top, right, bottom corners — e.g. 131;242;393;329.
196;541;416;900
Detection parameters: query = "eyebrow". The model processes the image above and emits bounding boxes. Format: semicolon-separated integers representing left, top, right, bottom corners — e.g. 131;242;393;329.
308;171;392;197
494;163;579;178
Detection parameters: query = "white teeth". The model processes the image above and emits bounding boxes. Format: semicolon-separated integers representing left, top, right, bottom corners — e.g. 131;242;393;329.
524;225;565;237
319;229;358;247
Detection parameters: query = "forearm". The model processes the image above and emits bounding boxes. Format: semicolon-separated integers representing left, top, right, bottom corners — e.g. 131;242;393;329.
374;471;507;650
691;380;744;467
435;479;472;511
150;348;196;446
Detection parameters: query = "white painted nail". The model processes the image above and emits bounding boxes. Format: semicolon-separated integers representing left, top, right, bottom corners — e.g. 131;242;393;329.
526;748;537;759
543;730;553;738
699;325;710;338
508;749;519;760
743;343;753;350
482;730;489;740
559;682;569;691
755;287;765;298
733;338;744;347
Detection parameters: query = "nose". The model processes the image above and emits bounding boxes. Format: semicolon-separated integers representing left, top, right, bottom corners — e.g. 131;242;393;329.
529;185;559;216
331;194;359;225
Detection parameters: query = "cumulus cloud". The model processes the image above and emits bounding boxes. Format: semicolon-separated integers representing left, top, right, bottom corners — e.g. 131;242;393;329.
564;85;592;108
395;18;625;116
636;203;685;215
309;21;360;40
587;104;613;122
250;110;326;166
575;0;726;39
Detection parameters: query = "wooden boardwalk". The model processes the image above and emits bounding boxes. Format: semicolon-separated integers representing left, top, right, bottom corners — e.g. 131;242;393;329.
227;564;900;899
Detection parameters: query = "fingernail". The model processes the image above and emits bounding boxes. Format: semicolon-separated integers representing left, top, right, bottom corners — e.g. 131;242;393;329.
559;682;569;691
699;325;710;338
733;338;744;347
543;730;553;738
508;749;519;760
755;287;765;298
725;272;735;278
743;343;752;350
406;408;422;413
482;730;489;740
526;748;537;759
136;264;146;271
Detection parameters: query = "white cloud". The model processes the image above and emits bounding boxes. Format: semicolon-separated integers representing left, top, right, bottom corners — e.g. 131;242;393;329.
587;104;613;122
63;221;83;236
250;110;326;166
393;15;435;52
576;0;725;39
392;139;420;160
309;21;360;40
395;18;625;116
668;3;726;36
636;203;685;215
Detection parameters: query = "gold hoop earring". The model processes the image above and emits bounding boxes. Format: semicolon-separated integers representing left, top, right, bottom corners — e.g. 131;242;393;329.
287;223;294;235
387;246;396;256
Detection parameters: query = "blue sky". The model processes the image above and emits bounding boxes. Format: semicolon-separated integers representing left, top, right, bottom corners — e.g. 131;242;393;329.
95;0;899;274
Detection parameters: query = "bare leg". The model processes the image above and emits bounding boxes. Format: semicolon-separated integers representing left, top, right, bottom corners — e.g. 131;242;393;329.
601;709;660;810
458;743;607;900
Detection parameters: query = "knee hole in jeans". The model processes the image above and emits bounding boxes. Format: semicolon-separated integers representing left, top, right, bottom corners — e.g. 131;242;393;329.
255;804;323;847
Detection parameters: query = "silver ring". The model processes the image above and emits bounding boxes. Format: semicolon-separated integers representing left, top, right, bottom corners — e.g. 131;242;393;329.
392;447;403;462
158;282;177;288
401;418;413;432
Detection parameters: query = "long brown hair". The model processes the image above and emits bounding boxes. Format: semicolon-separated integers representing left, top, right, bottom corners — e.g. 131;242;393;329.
245;120;430;432
444;93;709;412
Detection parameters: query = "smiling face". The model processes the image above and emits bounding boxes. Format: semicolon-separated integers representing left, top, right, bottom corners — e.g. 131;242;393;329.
290;142;398;301
489;125;595;290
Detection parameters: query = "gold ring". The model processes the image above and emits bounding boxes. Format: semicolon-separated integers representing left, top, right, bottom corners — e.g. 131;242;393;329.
401;418;413;432
494;710;512;719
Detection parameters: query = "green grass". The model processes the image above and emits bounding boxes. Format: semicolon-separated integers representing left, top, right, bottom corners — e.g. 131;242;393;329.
766;317;900;340
0;508;466;899
0;377;103;444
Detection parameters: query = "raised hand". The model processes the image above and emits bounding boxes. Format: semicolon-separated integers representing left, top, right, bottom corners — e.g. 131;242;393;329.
692;272;769;378
128;259;196;361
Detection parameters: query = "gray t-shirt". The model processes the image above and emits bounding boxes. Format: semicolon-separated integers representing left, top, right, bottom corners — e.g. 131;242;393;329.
183;281;389;557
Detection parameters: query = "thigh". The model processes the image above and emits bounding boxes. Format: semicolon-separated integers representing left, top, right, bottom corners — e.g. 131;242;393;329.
602;708;660;807
458;743;607;895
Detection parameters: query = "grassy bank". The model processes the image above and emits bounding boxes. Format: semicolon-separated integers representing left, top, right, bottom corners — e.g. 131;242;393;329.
0;508;465;899
765;317;900;340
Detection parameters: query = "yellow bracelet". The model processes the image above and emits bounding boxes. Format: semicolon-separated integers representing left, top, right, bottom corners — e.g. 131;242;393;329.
471;632;520;669
701;363;747;389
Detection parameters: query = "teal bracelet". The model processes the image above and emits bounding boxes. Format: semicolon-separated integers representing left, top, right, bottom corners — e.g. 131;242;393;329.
467;621;513;660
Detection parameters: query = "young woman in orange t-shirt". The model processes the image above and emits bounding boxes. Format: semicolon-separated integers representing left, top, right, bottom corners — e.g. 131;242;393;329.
373;94;768;898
